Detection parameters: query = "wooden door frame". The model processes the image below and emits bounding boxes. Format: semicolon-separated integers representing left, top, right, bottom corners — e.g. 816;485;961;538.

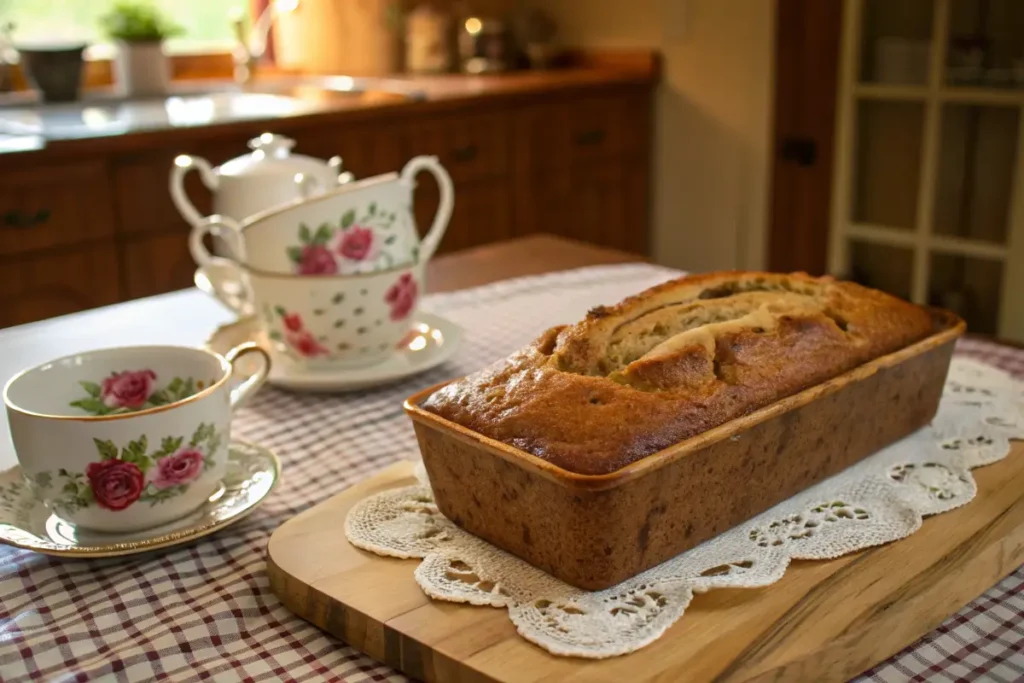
767;0;844;275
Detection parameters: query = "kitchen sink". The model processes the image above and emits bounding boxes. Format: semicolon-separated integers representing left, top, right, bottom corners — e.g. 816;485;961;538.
0;75;427;141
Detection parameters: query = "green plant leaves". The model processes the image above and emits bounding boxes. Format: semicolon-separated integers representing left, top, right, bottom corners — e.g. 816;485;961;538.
190;422;215;449
120;435;152;473
79;381;102;398
369;202;377;215
287;246;304;264
341;210;356;229
71;398;110;414
93;438;119;461
313;223;333;245
275;305;287;317
154;435;184;459
298;223;312;244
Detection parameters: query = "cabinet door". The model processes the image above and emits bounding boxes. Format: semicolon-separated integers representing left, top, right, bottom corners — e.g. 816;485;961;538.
0;161;116;256
415;179;513;255
114;142;241;236
516;161;649;254
0;245;121;327
121;232;198;300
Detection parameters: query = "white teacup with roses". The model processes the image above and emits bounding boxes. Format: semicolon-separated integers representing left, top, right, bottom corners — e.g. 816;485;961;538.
188;155;453;277
205;257;426;371
3;344;269;533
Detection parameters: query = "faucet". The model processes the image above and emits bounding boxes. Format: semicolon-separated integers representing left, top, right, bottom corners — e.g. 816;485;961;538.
231;0;299;86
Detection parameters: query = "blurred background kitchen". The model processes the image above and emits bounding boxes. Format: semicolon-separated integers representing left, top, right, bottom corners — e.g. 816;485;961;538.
0;0;1022;343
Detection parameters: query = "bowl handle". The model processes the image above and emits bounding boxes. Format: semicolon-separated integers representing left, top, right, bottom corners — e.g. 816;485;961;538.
400;155;453;262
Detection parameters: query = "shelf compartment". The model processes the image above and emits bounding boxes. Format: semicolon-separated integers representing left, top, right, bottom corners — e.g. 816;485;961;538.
853;101;925;230
929;252;1004;334
933;103;1018;245
859;0;935;86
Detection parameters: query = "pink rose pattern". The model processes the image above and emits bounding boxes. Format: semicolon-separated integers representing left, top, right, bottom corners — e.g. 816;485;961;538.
271;309;330;358
86;459;144;510
385;273;419;321
150;448;205;489
296;244;339;276
285;205;401;276
43;423;221;515
337;226;376;261
102;370;156;409
71;371;202;416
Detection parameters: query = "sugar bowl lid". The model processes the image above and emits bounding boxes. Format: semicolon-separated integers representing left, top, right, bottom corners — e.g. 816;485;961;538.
217;133;338;180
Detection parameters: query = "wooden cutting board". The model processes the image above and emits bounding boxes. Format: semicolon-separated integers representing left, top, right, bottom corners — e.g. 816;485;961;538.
267;449;1024;683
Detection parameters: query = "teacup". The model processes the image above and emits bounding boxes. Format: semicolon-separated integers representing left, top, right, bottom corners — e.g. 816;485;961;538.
208;258;425;371
3;343;269;533
189;155;453;276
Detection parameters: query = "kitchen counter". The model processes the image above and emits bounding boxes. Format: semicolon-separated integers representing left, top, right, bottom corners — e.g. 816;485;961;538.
0;54;658;161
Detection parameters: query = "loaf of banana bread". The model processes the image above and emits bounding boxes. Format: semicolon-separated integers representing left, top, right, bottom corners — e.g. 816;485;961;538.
421;271;936;475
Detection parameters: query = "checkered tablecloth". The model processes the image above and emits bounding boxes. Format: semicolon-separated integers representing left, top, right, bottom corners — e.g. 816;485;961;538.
2;264;1023;683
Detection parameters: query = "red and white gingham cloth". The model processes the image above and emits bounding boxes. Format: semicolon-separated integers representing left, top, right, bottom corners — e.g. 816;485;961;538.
1;264;1022;682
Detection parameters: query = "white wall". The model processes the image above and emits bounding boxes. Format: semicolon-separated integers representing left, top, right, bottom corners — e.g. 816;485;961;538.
531;0;776;272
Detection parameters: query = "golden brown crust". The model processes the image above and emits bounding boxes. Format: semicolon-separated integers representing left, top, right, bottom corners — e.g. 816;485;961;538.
421;271;935;475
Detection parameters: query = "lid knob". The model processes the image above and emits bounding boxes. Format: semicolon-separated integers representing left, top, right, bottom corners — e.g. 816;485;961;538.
248;133;296;158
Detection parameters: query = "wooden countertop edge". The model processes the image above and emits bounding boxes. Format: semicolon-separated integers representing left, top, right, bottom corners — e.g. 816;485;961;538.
0;52;660;164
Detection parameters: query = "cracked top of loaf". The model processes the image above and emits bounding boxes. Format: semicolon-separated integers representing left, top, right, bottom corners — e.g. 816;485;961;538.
420;271;936;476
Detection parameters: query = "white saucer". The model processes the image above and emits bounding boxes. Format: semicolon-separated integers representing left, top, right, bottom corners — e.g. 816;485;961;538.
0;440;280;558
205;312;463;393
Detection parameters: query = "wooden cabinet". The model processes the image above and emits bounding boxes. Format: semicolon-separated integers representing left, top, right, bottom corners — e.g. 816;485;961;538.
121;232;198;300
0;245;121;327
0;77;654;326
0;161;116;256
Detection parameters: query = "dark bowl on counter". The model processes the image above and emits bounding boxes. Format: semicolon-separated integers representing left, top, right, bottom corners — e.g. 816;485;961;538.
17;43;87;103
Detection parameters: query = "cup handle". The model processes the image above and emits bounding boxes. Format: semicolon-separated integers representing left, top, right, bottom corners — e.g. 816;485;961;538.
171;155;218;227
190;213;246;268
202;256;254;316
224;342;271;409
400;155;453;262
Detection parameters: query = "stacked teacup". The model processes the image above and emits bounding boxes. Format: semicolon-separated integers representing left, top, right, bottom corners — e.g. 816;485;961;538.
188;155;454;372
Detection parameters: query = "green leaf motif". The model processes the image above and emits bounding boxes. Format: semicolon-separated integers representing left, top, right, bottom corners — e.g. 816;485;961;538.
274;305;287;317
181;378;196;400
71;398;110;415
34;472;51;489
156;435;184;459
93;438;118;461
384;235;396;245
147;391;171;407
120;435;151;473
313;223;333;245
79;381;102;398
268;330;283;341
331;292;344;304
190;422;214;449
341;209;355;229
286;246;304;264
63;481;78;495
298;223;312;244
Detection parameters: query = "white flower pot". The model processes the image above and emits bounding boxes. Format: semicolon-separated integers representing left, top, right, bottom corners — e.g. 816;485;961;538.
113;40;170;97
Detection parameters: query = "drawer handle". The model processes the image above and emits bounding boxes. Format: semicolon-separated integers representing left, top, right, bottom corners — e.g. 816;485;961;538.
452;145;478;162
574;129;606;146
3;209;50;228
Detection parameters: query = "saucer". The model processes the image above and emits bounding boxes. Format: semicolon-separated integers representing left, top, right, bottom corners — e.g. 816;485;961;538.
205;312;463;393
0;441;280;558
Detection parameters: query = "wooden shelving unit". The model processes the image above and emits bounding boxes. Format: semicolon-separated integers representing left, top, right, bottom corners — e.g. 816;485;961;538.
829;0;1024;340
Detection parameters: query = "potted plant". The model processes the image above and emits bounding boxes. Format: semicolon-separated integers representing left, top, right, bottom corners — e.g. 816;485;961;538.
98;1;183;97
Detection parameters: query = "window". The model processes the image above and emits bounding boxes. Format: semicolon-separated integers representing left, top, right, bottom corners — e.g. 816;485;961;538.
0;0;245;57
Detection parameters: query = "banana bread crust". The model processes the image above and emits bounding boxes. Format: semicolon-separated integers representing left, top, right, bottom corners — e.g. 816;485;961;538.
421;271;936;475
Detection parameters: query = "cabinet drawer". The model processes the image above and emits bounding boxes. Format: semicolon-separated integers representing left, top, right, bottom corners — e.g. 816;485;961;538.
517;91;650;170
404;111;510;183
0;161;116;256
0;244;122;327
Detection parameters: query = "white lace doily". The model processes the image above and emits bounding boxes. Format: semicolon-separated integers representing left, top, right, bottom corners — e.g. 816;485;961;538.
345;358;1024;659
